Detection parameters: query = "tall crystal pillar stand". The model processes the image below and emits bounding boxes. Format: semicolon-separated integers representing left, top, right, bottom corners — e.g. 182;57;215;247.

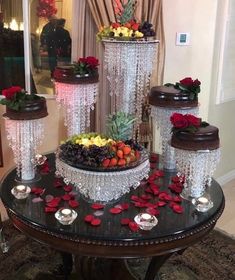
151;106;199;170
4;118;45;181
174;148;221;199
103;39;159;139
55;81;99;137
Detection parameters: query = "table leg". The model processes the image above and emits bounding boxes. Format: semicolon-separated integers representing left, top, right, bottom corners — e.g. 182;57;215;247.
144;254;173;280
52;252;73;279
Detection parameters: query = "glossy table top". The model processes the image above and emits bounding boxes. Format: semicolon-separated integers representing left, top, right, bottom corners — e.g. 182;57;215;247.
0;153;225;244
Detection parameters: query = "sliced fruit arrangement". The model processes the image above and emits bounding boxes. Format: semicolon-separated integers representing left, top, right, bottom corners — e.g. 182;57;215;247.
59;133;143;169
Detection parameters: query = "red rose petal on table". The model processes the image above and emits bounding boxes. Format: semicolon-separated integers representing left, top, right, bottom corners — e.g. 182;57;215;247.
150;184;159;196
140;194;152;200
157;201;167;207
148;175;156;182
47;201;59;208
158;192;168;200
91;203;105;210
32;197;44;203
171;176;180;183
45;207;57;213
145;187;153;194
121;218;131;225
109;207;122;214
91;218;101;226
172;204;184;214
150;154;158;162
145;202;158;209
173;196;182;203
68;200;79;208
31;187;45;195
64;185;73;192
146;207;160;216
150;163;156;169
84;214;94;222
54;179;63;188
169;201;177;209
128;222;139;232
164;194;173;201
153;170;164;177
62;194;72;201
130;195;140;202
120;203;129;210
45;195;54;203
134;202;146;208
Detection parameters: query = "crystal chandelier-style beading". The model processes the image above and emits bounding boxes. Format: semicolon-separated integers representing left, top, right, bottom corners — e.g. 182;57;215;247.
103;39;159;138
151;106;199;170
5;118;45;181
174;148;221;198
55;82;99;137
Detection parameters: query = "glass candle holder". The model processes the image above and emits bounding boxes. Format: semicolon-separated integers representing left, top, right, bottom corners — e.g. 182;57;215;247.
134;213;158;230
55;208;77;225
11;185;31;199
192;195;214;212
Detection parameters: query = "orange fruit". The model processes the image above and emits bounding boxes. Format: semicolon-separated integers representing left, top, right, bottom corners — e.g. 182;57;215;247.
117;149;124;159
123;145;131;155
102;158;110;167
117;158;126;166
109;157;118;167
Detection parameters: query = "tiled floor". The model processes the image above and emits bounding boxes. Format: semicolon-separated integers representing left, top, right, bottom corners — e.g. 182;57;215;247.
1;180;235;236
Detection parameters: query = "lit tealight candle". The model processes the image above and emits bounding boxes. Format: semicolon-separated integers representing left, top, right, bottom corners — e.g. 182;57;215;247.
197;197;209;205
61;208;72;218
141;213;152;222
15;185;27;193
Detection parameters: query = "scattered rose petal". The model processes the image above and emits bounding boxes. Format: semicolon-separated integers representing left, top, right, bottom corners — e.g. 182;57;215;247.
140;194;152;200
171;176;180;183
47;201;59;208
62;194;72;201
45;207;57;213
121;218;131;225
91;218;101;226
130;195;140;202
146;207;160;216
32;197;44;203
159;192;169;200
64;185;73;192
172;204;184;214
145;202;158;209
145;187;153;194
114;204;123;209
157;201;167;207
164;194;173;201
54;179;63;188
109;207;122;214
134;202;146;208
150;154;158;162
150;163;156;169
154;170;164;177
120;203;129;210
93;210;104;217
169;183;183;194
84;214;94;222
91;203;105;210
173;196;182;203
45;195;54;203
128;222;139;232
150;184;160;195
31;187;45;196
68;200;79;208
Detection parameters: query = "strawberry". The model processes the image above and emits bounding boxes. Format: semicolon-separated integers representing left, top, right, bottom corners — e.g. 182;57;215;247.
102;158;110;167
123;145;131;155
117;141;125;149
117;149;124;159
109;157;118;167
118;158;126;166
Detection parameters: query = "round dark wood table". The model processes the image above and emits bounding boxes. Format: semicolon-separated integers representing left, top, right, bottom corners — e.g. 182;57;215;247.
0;153;225;280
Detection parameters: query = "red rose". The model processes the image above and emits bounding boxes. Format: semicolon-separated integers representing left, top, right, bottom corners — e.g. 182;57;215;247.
193;79;201;86
185;114;201;127
179;77;194;87
78;58;87;64
2;86;22;99
86;56;99;68
170;113;189;129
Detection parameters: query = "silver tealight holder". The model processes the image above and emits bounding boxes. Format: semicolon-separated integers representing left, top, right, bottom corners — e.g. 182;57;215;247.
134;213;158;230
11;185;31;199
55;208;77;225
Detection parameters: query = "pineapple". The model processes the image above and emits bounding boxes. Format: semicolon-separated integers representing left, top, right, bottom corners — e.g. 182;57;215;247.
106;112;136;141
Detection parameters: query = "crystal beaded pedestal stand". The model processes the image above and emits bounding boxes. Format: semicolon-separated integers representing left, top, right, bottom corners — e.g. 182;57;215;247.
4;118;44;181
55;81;99;137
56;157;150;202
174;147;220;200
103;39;159;138
151;106;199;170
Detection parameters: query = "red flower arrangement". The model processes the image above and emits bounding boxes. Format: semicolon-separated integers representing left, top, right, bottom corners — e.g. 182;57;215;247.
73;56;99;76
37;0;57;19
165;77;201;100
170;113;208;133
0;86;41;111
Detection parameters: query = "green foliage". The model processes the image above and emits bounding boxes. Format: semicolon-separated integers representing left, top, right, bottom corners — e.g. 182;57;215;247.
117;0;136;24
106;111;136;141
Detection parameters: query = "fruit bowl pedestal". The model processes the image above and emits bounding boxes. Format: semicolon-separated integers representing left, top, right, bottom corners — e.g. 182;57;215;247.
55;152;150;202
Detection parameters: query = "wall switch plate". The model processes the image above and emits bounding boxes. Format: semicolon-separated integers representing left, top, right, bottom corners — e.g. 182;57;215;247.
176;32;190;46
